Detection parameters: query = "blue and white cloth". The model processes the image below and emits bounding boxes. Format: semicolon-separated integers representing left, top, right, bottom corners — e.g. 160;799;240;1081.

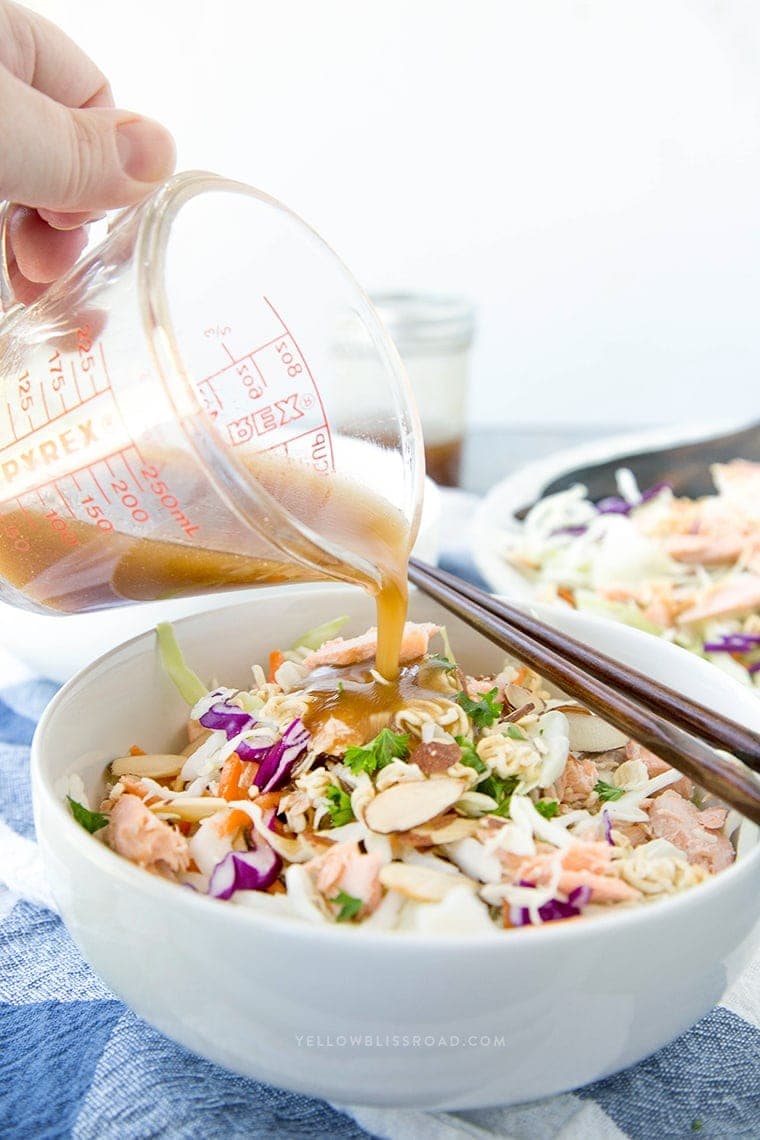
2;545;760;1137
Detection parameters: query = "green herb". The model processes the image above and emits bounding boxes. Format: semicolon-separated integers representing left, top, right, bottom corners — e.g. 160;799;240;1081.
325;784;355;827
344;728;410;776
337;681;345;694
594;780;625;802
477;773;519;817
505;724;527;741
424;654;457;671
455;736;487;774
691;1122;703;1133
534;799;560;819
455;688;501;729
67;795;109;834
333;890;362;922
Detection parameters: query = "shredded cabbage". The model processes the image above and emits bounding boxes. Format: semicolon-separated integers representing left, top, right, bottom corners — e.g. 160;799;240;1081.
156;622;208;706
290;615;349;651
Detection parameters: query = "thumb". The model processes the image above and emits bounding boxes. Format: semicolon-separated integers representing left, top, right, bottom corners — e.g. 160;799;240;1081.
0;67;176;212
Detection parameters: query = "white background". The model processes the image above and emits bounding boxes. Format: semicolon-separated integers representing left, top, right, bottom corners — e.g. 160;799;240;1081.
27;0;760;429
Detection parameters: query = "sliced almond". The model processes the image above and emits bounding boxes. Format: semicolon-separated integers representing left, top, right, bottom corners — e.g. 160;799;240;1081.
505;683;545;715
564;712;628;753
111;754;185;779
379;861;473;902
365;777;465;834
148;796;227;821
411;816;480;844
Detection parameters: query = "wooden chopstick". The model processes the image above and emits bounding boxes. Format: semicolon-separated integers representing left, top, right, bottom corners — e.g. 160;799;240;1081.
411;559;760;771
408;558;760;825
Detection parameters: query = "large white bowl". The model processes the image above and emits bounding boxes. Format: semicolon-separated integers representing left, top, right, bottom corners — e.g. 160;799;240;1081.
31;586;760;1110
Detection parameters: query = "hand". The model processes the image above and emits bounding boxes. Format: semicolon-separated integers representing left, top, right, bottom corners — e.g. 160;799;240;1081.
0;1;176;303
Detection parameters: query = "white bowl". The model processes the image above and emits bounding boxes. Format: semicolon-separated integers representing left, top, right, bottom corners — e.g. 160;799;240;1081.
0;478;441;682
471;417;751;597
31;586;760;1110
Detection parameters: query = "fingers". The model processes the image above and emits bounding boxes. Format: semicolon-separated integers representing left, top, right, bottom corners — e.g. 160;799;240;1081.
0;67;176;212
36;209;105;230
1;1;114;110
9;207;88;283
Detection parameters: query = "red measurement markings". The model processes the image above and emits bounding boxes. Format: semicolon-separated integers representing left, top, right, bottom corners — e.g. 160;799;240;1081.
89;468;110;503
1;388;103;449
120;450;145;491
221;342;235;364
6;403;17;442
70;360;83;403
70;472;82;491
262;296;334;468
55;484;75;517
97;343;112;394
197;377;223;418
39;383;50;421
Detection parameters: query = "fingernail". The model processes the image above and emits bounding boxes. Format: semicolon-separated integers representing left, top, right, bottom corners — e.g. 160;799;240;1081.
116;118;176;183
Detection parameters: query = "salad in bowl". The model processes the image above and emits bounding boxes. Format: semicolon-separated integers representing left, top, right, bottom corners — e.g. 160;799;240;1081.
32;587;760;1108
477;460;760;693
67;615;744;934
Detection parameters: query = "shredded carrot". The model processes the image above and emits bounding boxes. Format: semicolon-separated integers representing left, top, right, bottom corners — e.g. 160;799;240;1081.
219;808;251;837
121;777;148;799
268;649;285;683
266;879;286;895
129;744;146;756
218;754;247;801
254;791;282;812
557;587;576;609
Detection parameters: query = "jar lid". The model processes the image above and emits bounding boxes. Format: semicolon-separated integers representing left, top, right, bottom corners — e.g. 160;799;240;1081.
371;293;475;352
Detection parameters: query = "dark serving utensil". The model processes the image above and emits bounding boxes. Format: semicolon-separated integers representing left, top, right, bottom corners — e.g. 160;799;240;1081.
409;557;760;824
514;420;759;520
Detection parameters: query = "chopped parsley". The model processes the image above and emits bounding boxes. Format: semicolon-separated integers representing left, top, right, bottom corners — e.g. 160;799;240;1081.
505;724;527;741
324;784;355;827
477;773;519;817
67;795;109;834
344;728;410;776
455;736;487;774
424;654;457;672
534;799;560;819
333;890;363;922
594;780;625;802
691;1122;703;1133
455;688;501;729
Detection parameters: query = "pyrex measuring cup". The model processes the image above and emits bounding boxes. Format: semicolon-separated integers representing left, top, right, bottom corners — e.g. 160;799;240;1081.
0;172;423;617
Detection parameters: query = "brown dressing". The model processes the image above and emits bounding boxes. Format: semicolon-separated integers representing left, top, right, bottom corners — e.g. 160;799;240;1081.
0;450;413;677
302;660;455;742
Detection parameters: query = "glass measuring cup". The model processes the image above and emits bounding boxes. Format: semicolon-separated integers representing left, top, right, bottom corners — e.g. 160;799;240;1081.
0;173;424;645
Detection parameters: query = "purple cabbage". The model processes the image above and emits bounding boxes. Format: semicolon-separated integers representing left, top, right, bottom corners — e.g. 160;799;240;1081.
199;699;255;740
237;718;310;792
551;525;589;537
594;482;670;517
208;841;282;899
703;633;760;655
595;496;631;516
602;808;614;846
749;661;760;675
641;480;672;503
509;880;592;926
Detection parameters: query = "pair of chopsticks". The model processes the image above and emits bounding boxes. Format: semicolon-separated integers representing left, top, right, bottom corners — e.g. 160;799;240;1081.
408;558;760;825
